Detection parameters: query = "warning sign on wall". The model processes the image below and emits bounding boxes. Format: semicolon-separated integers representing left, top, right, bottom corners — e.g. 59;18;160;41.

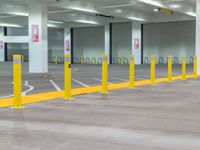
65;39;70;51
32;25;39;42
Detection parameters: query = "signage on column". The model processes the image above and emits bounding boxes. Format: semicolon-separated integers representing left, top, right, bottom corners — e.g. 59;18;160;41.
65;39;70;51
134;38;140;49
0;41;3;49
32;25;39;42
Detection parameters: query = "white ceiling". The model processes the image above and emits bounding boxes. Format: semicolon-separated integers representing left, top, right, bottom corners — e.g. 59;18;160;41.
0;0;197;28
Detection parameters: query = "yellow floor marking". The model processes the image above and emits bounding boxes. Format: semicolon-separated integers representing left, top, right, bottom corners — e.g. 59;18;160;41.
0;74;199;108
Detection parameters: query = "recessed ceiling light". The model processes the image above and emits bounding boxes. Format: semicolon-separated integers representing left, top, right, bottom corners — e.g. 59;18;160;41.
169;4;181;9
154;8;159;12
115;9;122;13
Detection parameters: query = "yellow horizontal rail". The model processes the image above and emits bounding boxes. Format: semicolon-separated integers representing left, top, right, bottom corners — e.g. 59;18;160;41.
0;74;199;108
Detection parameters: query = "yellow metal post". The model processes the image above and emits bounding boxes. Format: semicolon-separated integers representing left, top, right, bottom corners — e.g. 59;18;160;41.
150;55;156;84
64;54;72;100
193;56;197;78
21;55;24;63
129;55;135;89
102;54;108;94
13;55;22;109
182;56;186;80
168;55;172;82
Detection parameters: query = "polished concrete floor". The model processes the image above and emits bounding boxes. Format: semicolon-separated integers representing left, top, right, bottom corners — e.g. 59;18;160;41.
0;79;200;150
0;62;193;98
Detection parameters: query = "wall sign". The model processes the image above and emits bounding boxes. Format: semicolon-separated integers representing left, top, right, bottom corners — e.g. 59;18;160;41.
65;39;70;51
0;41;3;49
32;25;39;42
134;38;140;49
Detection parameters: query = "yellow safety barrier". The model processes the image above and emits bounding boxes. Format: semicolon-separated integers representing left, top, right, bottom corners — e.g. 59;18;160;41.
13;55;23;109
150;55;156;84
168;55;172;82
92;57;96;65
182;56;186;80
102;54;108;94
121;57;124;65
64;54;72;100
80;57;84;64
21;55;24;63
129;55;135;89
194;56;197;78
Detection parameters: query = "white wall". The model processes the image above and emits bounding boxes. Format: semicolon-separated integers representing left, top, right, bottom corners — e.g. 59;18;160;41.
143;21;195;63
112;22;132;62
73;26;104;60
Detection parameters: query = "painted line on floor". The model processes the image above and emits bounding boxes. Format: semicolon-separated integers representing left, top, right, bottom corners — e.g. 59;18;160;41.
49;80;62;91
22;81;34;96
112;77;128;82
72;79;90;87
0;74;199;108
93;78;113;84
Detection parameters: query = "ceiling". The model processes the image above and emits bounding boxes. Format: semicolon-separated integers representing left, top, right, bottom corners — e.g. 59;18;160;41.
0;0;197;28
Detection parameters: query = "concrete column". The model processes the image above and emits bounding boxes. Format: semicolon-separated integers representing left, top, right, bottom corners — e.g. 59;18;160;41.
132;21;142;65
64;28;71;57
105;24;110;64
0;27;4;62
196;0;200;73
28;0;48;73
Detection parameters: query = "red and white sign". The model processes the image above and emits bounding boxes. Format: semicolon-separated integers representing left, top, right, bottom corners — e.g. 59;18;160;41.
0;41;3;49
32;25;39;42
134;38;140;49
65;39;70;51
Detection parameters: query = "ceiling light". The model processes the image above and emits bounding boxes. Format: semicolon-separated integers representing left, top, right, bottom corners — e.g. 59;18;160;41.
128;17;145;22
186;11;196;17
154;8;159;12
138;0;163;7
115;9;122;13
9;12;28;16
75;20;99;25
47;23;58;28
0;23;22;27
48;20;64;24
69;7;97;13
169;4;181;9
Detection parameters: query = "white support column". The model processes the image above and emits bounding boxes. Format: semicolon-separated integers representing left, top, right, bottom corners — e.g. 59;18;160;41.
105;24;110;64
132;21;142;65
64;28;71;58
29;0;48;73
0;27;4;62
196;0;200;74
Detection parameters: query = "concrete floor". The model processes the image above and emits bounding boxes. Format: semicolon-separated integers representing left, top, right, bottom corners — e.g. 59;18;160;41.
0;62;193;97
0;79;200;150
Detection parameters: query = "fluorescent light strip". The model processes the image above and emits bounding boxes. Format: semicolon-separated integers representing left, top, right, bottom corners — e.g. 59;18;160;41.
97;3;136;9
0;23;22;27
138;0;164;7
128;17;145;22
75;20;99;24
48;20;64;24
9;12;29;16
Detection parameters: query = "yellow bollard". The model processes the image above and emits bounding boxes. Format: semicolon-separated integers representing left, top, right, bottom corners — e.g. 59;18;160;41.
129;55;135;89
21;55;24;63
102;54;108;94
80;57;84;64
64;54;72;100
168;55;173;82
193;56;197;78
182;56;186;80
150;55;156;84
13;55;23;109
121;57;124;65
